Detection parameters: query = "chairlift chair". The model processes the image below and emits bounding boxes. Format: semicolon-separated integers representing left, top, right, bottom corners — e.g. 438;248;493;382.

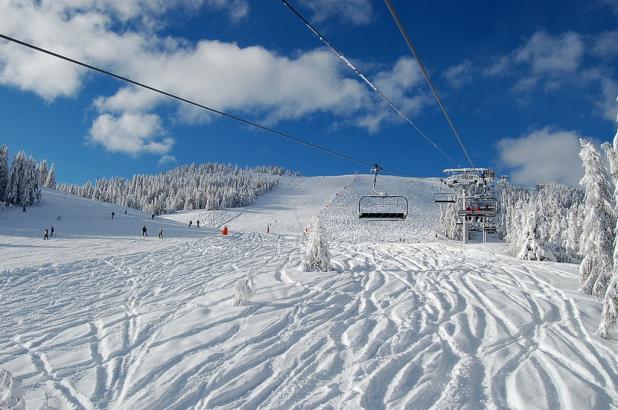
358;164;408;220
433;192;456;203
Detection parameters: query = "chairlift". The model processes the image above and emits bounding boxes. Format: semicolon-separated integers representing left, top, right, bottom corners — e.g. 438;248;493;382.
457;196;498;218
433;191;456;203
358;164;408;220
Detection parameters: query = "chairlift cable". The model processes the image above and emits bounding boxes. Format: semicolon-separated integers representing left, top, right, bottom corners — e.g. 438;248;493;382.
280;0;461;167
0;33;408;177
383;0;475;167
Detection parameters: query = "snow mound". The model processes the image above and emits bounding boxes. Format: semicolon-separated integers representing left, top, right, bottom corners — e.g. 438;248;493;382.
0;369;25;410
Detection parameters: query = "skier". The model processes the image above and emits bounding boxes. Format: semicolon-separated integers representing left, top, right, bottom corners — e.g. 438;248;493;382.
189;220;193;228
111;211;115;220
197;220;200;228
124;210;127;215
51;226;54;237
158;229;164;239
151;214;155;220
43;228;49;240
142;225;148;236
22;206;26;212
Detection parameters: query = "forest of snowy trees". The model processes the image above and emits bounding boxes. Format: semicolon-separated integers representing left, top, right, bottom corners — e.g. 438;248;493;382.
58;163;290;215
498;183;584;263
0;145;56;208
438;121;618;337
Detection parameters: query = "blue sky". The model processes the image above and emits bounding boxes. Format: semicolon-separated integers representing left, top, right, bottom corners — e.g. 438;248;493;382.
0;0;616;185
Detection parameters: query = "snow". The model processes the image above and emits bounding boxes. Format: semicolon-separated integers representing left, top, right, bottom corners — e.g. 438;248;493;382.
1;176;617;409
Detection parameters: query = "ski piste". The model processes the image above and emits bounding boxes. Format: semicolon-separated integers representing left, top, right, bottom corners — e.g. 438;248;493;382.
1;176;616;409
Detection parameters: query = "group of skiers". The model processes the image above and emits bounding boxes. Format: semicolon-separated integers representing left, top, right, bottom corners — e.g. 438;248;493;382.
43;226;54;240
141;225;164;239
188;220;200;228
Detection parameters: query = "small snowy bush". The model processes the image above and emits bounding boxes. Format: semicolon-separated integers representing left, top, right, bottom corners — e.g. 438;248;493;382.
233;272;255;306
302;217;331;272
517;237;556;262
598;274;618;338
0;369;25;410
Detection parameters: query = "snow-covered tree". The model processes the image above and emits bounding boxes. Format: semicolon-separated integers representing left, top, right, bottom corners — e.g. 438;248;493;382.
497;182;583;262
302;217;331;272
439;202;461;240
0;145;9;204
598;275;618;338
38;160;48;185
564;206;581;261
233;272;255;306
579;139;614;295
0;369;25;410
597;100;618;337
45;164;56;189
517;206;556;261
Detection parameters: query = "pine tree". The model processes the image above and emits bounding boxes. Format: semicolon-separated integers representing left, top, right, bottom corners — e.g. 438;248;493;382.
302;217;331;272
45;164;56;189
598;274;618;338
598;101;618;337
517;205;556;261
0;145;9;204
38;160;48;185
439;202;461;240
579;139;614;295
565;206;581;261
7;151;25;206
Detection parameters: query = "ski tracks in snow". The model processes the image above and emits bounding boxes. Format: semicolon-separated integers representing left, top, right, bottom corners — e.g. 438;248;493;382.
1;237;617;409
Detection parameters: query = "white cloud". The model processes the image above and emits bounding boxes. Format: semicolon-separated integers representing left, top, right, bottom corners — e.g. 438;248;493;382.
96;44;369;124
514;31;584;75
93;86;161;113
596;0;618;14
497;128;585;186
443;60;473;89
480;29;616;123
356;57;429;132
205;0;249;22
484;55;510;77
88;113;173;155
0;0;428;157
599;78;618;121
298;0;372;25
483;31;584;87
592;30;618;59
158;154;176;165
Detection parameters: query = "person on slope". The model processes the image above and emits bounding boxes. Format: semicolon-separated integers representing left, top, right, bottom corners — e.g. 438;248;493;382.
189;220;193;228
158;229;164;239
111;211;115;220
51;226;54;237
43;228;49;240
142;225;148;236
152;214;155;220
197;220;200;228
125;210;128;215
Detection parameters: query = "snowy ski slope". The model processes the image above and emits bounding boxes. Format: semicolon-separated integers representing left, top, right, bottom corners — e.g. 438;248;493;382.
1;177;617;409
